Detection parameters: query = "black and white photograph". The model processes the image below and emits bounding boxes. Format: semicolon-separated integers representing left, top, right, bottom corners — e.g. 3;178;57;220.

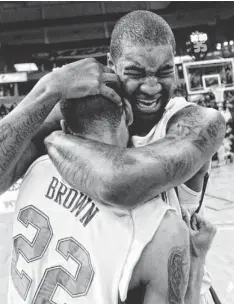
0;2;233;304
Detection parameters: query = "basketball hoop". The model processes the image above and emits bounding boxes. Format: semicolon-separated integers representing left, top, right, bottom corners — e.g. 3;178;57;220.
209;84;225;103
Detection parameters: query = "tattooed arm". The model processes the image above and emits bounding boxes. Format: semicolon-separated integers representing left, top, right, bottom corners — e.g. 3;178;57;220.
0;75;60;194
126;211;190;304
184;259;205;304
46;106;225;207
0;58;121;195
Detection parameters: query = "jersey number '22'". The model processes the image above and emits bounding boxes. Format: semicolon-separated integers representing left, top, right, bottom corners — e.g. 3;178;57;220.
11;205;94;303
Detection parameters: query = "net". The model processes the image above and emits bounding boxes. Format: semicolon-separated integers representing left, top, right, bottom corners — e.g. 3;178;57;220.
209;84;225;103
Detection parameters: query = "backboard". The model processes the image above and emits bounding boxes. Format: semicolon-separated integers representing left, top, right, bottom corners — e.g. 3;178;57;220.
183;58;234;95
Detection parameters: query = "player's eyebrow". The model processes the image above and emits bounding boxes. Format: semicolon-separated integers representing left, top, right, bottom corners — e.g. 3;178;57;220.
124;66;145;72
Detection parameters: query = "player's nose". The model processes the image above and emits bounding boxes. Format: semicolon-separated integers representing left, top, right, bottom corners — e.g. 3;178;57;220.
140;77;162;96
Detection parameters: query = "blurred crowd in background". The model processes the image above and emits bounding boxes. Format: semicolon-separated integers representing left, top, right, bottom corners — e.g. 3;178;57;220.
0;103;17;119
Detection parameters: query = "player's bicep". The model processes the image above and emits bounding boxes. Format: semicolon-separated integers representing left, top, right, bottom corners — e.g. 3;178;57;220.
0;142;38;195
166;106;225;156
143;246;190;304
141;213;190;304
167;245;190;303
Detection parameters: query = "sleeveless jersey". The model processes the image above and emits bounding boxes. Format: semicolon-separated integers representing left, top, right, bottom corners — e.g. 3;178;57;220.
119;197;173;302
130;97;212;301
8;155;136;304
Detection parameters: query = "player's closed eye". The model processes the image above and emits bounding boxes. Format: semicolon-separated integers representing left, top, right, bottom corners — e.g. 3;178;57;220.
158;69;174;78
124;71;145;78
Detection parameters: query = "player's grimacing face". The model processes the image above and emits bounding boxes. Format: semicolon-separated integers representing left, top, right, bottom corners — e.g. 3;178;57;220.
114;43;175;119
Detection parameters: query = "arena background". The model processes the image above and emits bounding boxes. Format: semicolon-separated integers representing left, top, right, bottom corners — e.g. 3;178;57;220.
0;2;234;304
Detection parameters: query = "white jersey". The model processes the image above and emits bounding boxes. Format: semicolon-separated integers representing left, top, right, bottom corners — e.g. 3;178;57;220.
119;198;173;302
131;97;211;301
8;155;137;304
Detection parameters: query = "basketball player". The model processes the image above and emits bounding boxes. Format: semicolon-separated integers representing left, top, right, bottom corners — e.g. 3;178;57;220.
41;11;225;210
43;11;225;303
7;95;216;304
0;9;225;303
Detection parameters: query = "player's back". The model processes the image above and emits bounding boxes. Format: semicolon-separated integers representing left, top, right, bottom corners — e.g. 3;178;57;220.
8;155;134;304
125;210;190;304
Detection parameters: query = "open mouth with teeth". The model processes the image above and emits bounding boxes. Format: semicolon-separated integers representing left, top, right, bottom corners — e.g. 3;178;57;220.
136;98;162;113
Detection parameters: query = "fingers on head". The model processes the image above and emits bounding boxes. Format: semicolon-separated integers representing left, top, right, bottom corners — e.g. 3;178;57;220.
100;84;122;106
101;73;121;89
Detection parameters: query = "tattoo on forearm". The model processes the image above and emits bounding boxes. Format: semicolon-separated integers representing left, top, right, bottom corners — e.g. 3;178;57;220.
48;141;92;191
47;106;226;205
47;135;126;199
168;246;189;304
0;104;52;175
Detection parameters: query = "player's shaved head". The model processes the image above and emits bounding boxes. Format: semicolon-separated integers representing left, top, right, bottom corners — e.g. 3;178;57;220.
110;10;176;62
60;95;123;136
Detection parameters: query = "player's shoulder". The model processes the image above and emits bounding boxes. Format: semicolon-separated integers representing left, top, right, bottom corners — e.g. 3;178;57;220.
147;209;189;261
175;103;224;122
167;103;225;137
138;210;189;283
159;209;189;241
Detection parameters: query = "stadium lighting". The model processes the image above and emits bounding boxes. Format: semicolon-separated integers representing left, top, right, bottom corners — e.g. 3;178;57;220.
216;43;221;50
223;41;228;47
14;63;38;72
190;31;208;43
230;40;234;45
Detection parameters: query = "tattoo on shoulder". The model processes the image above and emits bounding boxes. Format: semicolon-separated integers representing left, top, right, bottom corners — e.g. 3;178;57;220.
168;106;226;152
167;246;189;304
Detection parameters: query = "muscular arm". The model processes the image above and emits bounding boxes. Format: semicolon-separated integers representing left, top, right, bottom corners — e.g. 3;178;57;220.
126;212;204;304
185;258;205;304
126;211;190;304
142;244;204;304
0;74;60;194
46;106;225;207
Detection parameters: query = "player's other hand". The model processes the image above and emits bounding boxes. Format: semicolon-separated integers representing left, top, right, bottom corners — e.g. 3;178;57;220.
181;208;217;260
45;58;122;106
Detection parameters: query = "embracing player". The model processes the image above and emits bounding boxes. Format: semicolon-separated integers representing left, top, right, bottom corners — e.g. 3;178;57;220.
0;10;225;304
7;94;215;304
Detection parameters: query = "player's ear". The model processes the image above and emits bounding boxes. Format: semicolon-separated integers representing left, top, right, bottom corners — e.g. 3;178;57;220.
60;120;70;134
107;52;115;72
123;98;133;126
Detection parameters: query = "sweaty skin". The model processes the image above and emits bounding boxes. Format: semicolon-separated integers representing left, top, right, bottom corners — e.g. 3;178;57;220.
0;48;225;207
126;211;190;304
125;210;217;304
45;104;225;207
44;44;225;207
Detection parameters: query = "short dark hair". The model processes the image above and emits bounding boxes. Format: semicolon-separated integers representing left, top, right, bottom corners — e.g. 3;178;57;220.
60;95;123;135
110;10;176;62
